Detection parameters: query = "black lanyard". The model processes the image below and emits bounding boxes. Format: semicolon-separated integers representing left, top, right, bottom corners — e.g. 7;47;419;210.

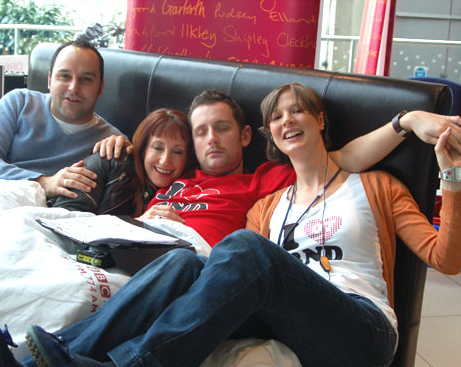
277;168;342;248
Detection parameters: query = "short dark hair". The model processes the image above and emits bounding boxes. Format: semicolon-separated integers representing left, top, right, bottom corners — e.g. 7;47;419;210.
49;39;104;86
188;89;246;131
260;83;330;164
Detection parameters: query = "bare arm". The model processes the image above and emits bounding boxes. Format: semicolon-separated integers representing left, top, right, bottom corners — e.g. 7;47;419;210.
329;111;461;172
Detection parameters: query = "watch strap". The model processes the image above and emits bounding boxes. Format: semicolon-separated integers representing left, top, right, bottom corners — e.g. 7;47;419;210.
392;110;412;138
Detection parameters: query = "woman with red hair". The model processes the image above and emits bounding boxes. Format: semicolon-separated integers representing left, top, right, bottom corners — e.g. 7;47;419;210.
50;108;193;218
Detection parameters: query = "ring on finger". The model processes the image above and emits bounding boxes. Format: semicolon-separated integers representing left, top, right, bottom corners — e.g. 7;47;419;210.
154;215;163;220
63;179;68;187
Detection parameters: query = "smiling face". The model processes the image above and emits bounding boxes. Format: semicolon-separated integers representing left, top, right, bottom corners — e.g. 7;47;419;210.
143;133;188;188
190;102;251;176
48;45;103;124
269;90;325;161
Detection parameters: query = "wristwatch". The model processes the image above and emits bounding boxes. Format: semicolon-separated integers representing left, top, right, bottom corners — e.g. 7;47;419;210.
392;110;412;138
441;167;461;182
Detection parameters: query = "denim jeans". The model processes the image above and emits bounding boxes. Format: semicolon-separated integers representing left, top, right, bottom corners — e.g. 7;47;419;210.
23;229;397;367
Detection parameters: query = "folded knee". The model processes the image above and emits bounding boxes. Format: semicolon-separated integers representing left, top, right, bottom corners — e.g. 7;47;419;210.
166;248;203;267
214;229;268;254
142;248;204;275
228;229;262;243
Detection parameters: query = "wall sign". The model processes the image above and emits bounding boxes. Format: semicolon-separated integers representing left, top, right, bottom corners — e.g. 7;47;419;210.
125;0;320;69
414;66;428;78
0;55;29;74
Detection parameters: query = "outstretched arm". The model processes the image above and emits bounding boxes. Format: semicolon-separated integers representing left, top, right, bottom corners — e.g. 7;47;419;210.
413;127;461;274
329;111;461;172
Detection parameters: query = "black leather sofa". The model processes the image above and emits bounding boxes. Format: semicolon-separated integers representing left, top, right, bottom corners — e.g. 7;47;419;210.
27;43;452;367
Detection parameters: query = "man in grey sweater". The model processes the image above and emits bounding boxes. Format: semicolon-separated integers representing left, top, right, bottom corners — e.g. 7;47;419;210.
0;39;122;199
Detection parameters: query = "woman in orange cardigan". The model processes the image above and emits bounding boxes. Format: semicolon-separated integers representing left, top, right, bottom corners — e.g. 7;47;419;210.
245;83;461;365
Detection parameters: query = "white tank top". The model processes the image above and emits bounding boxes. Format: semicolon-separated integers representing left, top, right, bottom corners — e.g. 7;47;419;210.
269;173;397;331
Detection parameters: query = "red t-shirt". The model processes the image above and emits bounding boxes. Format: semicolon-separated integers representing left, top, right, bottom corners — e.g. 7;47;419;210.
147;161;295;246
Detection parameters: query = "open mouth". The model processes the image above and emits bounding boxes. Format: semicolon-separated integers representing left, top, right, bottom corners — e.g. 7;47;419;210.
284;130;303;139
155;167;174;175
64;96;81;103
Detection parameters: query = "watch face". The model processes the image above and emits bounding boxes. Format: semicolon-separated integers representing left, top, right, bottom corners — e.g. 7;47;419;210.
443;167;461;182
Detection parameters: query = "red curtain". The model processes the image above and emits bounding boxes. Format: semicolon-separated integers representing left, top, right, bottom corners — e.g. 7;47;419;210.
125;0;320;69
354;0;396;76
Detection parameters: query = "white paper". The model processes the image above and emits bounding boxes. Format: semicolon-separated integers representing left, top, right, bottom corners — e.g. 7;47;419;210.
38;215;178;246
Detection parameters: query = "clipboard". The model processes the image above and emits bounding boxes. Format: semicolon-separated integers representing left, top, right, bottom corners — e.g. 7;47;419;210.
37;215;195;275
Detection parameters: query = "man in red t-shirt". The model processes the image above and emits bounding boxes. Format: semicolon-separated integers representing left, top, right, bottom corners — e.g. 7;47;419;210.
138;90;457;246
138;90;295;245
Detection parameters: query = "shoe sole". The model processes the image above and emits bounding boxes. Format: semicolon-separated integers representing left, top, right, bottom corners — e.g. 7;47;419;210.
25;326;53;367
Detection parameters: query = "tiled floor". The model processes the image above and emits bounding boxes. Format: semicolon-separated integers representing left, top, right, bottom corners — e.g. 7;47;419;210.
415;268;461;367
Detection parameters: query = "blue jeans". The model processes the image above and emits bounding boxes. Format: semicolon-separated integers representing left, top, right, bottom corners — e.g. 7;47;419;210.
23;229;397;367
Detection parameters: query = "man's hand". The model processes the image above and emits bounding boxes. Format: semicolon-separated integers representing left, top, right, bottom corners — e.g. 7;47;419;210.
401;111;461;152
93;135;133;160
34;161;98;199
137;204;185;224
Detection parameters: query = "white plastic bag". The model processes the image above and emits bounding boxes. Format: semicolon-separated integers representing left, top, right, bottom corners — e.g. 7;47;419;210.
0;179;46;210
0;206;131;358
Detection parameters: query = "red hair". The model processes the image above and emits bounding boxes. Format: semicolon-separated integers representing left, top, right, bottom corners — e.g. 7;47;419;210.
131;108;192;216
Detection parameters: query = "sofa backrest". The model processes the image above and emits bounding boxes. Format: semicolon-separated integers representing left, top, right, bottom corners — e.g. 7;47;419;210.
28;42;452;367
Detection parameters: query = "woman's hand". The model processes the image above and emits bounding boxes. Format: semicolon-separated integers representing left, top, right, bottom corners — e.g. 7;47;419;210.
435;127;461;191
402;111;461;152
435;127;461;170
137;204;185;224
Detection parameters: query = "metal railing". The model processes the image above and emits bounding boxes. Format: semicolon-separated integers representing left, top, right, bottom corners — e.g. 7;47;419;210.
320;35;461;73
0;24;83;55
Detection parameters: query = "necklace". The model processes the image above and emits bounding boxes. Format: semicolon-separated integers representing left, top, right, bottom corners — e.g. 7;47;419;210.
277;167;342;273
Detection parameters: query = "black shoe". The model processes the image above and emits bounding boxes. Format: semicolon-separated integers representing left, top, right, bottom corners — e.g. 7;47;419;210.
25;325;108;367
0;325;24;367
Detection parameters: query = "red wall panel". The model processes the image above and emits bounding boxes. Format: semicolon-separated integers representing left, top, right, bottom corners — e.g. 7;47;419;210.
125;0;320;69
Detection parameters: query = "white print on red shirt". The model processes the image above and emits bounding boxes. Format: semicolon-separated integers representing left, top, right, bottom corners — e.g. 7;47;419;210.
155;181;221;212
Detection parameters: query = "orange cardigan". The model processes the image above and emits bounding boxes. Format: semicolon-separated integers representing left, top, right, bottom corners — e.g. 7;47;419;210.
246;171;461;308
